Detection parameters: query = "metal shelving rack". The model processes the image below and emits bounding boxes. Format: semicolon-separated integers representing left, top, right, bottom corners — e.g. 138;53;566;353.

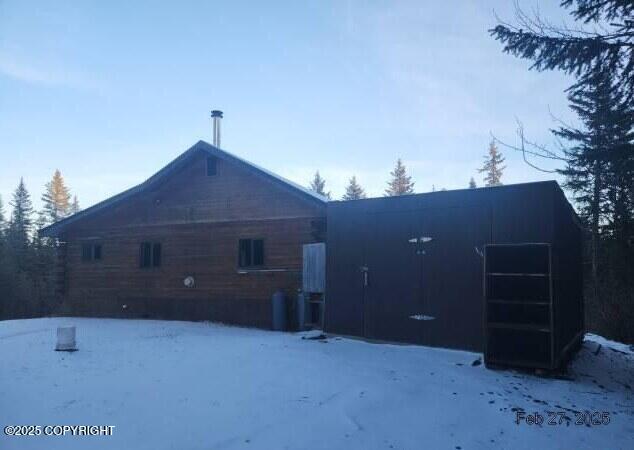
484;243;555;369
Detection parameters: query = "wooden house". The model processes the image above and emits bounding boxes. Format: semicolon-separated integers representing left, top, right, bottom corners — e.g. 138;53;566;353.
41;140;327;328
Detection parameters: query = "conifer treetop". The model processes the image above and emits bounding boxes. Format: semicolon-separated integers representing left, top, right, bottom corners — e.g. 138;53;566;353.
385;158;415;196
309;171;331;199
8;177;34;245
41;169;72;225
478;141;506;187
70;195;81;215
342;175;367;200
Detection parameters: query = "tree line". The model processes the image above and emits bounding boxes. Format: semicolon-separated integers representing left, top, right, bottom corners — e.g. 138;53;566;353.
309;140;506;200
0;171;80;319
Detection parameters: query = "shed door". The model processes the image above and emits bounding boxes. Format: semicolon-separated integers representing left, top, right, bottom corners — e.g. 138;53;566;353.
364;210;426;344
419;206;490;351
362;206;490;350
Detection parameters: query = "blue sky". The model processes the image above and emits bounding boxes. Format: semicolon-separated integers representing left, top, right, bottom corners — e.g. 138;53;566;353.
0;1;577;211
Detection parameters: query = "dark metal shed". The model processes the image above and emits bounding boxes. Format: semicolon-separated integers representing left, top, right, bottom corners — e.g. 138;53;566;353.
325;181;583;370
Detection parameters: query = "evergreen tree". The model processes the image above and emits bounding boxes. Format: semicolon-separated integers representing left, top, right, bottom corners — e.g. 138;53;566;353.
603;108;634;248
6;178;34;275
342;176;366;200
31;214;47;248
7;178;34;248
30;211;56;306
2;179;61;320
0;193;5;265
0;193;8;318
309;171;331;199
0;194;5;230
385;159;415;196
41;169;71;225
491;2;633;234
491;2;634;341
70;195;81;215
490;1;634;102
553;69;633;282
479;141;505;187
469;177;477;189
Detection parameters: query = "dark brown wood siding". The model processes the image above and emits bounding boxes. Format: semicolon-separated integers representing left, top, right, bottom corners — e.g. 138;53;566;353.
58;149;325;327
64;151;323;231
325;181;583;362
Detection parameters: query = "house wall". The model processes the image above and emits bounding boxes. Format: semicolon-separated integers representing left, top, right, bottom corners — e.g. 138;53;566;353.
67;151;324;229
58;150;325;327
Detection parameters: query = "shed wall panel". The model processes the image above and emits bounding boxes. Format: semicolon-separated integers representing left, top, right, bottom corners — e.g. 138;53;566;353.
324;204;366;337
325;181;583;362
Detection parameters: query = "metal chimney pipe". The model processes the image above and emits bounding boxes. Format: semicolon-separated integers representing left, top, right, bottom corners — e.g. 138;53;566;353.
211;110;223;147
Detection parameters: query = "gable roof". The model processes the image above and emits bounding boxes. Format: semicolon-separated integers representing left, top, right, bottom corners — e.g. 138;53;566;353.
41;140;328;237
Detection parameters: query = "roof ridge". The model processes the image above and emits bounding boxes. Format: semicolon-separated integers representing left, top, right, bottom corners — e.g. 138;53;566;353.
195;140;329;203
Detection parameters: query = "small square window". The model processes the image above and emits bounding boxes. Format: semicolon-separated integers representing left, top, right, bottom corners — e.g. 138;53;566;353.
238;239;264;268
206;156;217;176
140;242;161;268
81;243;102;262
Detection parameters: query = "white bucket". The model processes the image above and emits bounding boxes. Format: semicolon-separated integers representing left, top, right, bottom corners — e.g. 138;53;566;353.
55;326;77;351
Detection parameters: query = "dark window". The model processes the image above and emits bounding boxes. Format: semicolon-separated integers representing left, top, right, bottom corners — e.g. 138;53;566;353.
239;239;264;268
206;156;217;176
93;244;102;261
239;239;251;267
140;242;151;268
140;242;161;268
252;239;264;266
81;243;102;262
81;244;92;262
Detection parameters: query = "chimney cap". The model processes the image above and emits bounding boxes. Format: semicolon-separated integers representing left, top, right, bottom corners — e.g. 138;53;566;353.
211;110;223;118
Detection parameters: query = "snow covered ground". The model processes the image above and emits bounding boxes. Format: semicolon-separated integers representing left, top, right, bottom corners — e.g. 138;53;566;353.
0;318;632;450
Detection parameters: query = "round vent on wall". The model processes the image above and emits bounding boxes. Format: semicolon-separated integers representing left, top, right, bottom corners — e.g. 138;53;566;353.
183;276;195;288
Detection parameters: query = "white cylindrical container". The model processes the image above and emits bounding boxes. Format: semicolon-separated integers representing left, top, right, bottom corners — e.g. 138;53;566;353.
55;326;77;351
